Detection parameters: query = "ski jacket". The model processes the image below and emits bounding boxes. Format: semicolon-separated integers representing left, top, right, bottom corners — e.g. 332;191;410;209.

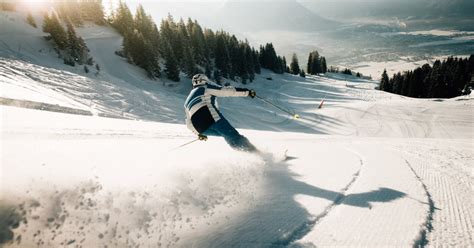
184;83;250;134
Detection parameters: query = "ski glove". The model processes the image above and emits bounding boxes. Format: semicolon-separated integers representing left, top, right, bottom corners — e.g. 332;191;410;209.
248;90;256;98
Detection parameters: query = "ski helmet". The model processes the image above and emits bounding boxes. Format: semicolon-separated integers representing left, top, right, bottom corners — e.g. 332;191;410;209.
192;74;209;87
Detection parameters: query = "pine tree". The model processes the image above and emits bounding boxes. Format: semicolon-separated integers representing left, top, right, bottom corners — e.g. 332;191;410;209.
307;51;321;74
307;52;313;74
244;43;255;82
182;43;197;77
401;71;411;96
409;68;423;97
65;19;89;64
282;56;289;73
169;18;186;69
56;0;83;26
43;13;68;50
26;12;37;28
80;0;105;25
134;4;154;39
164;41;180;82
391;72;400;94
299;69;306;78
276;56;284;74
187;18;206;65
468;55;474;73
132;5;161;77
290;53;300;75
321;57;327;73
66;19;79;62
111;0;134;35
227;35;240;80
159;17;174;56
215;33;231;78
42;12;52;33
142;39;161;78
203;28;216;58
252;48;261;74
259;43;281;73
271;44;281;73
380;69;389;91
50;14;67;48
456;58;468;96
429;60;442;98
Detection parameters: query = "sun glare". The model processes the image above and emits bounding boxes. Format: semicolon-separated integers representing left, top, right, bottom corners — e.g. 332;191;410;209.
18;0;52;12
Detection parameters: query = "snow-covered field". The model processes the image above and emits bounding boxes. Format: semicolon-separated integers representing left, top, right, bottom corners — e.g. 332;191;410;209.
1;9;473;248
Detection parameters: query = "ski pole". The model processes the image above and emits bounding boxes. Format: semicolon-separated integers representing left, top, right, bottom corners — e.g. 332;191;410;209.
255;95;300;119
169;135;208;152
169;138;199;152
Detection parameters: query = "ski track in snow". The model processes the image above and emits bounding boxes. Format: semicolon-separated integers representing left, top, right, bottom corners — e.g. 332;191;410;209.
403;159;436;248
279;148;365;247
394;142;474;247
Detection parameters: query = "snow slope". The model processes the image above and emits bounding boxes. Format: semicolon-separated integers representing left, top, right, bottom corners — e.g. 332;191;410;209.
2;61;473;247
1;8;474;248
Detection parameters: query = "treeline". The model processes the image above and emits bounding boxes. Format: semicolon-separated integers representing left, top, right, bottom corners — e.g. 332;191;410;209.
288;51;329;78
22;0;293;82
290;53;301;75
38;0;105;70
55;0;105;25
110;1;288;83
111;3;162;78
42;13;92;67
380;55;474;98
259;43;288;74
307;51;327;75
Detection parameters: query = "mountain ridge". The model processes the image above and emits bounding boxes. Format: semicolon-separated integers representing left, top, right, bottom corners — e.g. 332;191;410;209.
216;0;338;32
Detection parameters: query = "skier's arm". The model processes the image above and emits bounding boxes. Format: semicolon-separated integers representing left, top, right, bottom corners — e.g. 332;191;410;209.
205;83;251;97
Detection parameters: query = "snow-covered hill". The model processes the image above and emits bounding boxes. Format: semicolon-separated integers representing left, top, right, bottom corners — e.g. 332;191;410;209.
1;8;473;248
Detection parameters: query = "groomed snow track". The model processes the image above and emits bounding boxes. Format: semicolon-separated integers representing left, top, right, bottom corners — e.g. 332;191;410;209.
275;148;364;247
403;159;436;248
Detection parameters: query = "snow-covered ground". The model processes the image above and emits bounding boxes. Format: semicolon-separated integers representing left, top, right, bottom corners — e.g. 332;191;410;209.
1;9;473;248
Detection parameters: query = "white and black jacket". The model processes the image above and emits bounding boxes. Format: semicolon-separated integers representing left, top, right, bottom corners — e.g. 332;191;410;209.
184;83;250;134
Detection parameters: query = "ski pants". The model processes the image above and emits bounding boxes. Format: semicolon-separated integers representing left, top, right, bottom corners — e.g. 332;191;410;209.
202;117;256;152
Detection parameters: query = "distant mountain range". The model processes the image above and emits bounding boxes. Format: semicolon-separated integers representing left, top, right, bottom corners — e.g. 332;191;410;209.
132;0;337;33
299;0;474;28
135;0;473;34
215;0;337;32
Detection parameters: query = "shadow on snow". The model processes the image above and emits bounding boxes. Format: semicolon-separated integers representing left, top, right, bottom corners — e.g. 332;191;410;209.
194;159;406;247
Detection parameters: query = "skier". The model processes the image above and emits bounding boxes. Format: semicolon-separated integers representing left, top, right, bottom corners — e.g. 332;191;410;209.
184;74;257;152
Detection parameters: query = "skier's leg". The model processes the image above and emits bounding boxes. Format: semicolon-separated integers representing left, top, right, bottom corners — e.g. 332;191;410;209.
201;127;219;137
211;118;257;152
